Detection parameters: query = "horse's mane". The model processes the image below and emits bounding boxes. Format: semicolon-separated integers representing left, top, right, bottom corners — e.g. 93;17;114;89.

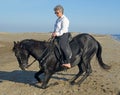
20;39;47;44
12;39;49;52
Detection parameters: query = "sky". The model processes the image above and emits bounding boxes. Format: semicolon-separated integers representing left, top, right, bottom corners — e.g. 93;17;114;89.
0;0;120;34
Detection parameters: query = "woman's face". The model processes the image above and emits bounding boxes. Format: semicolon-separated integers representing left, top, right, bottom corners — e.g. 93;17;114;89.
55;10;63;18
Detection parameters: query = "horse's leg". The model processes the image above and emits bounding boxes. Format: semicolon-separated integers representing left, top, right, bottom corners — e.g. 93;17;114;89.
41;70;53;89
77;50;95;85
77;61;91;85
34;68;44;83
69;61;85;85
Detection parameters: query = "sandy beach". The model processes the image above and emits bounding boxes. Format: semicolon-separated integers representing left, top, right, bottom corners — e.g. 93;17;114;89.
0;32;120;95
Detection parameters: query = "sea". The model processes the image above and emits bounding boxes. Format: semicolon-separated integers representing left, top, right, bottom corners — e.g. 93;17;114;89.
112;34;120;41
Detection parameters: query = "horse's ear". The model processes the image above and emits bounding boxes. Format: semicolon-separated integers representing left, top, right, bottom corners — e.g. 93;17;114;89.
14;41;17;45
13;41;17;51
14;41;20;44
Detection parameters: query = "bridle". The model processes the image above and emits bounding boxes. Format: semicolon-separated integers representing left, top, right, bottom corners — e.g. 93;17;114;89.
26;59;36;68
26;37;55;68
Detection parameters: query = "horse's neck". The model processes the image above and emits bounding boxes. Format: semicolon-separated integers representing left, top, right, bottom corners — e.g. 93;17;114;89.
29;42;50;61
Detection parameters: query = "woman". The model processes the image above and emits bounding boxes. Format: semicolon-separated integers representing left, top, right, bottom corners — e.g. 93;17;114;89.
52;5;72;68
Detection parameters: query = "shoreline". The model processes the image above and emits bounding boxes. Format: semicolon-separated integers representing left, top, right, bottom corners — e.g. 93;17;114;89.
0;32;119;42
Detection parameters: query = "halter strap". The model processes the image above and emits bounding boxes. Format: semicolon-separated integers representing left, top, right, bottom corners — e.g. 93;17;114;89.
26;59;36;68
26;37;55;68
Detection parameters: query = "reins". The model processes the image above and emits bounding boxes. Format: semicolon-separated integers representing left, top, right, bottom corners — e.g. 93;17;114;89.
26;37;55;68
26;59;36;68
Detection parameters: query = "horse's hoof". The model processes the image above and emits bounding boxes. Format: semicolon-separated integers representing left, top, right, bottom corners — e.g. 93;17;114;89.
41;86;47;89
41;85;48;89
32;80;42;84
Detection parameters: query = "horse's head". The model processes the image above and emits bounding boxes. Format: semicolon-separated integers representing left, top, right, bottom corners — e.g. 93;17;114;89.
13;41;30;70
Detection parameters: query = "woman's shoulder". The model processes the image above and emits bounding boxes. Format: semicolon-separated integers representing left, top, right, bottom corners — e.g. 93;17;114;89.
62;15;69;21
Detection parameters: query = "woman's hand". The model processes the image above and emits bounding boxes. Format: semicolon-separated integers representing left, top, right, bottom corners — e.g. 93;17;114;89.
52;32;57;37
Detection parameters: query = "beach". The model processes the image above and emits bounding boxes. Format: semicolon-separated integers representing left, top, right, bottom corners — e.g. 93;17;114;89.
0;32;120;95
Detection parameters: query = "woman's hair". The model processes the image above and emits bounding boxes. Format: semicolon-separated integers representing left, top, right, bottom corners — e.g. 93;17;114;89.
54;5;64;14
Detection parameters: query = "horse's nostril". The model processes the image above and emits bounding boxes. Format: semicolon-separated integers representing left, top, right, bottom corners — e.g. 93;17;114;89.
23;64;27;68
19;65;25;70
19;63;27;70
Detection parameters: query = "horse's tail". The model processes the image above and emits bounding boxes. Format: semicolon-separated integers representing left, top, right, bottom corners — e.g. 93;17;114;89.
96;41;111;70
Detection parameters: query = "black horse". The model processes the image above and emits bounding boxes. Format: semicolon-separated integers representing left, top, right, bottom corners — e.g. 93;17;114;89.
13;33;110;89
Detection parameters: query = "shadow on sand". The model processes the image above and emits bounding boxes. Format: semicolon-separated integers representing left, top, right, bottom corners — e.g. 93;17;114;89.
0;70;36;84
0;70;76;86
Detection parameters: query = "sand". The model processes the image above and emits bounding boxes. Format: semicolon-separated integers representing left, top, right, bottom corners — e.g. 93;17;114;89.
0;32;120;95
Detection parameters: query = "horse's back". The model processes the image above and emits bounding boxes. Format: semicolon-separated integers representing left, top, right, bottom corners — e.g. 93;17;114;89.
74;33;96;41
70;33;99;56
73;33;98;46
